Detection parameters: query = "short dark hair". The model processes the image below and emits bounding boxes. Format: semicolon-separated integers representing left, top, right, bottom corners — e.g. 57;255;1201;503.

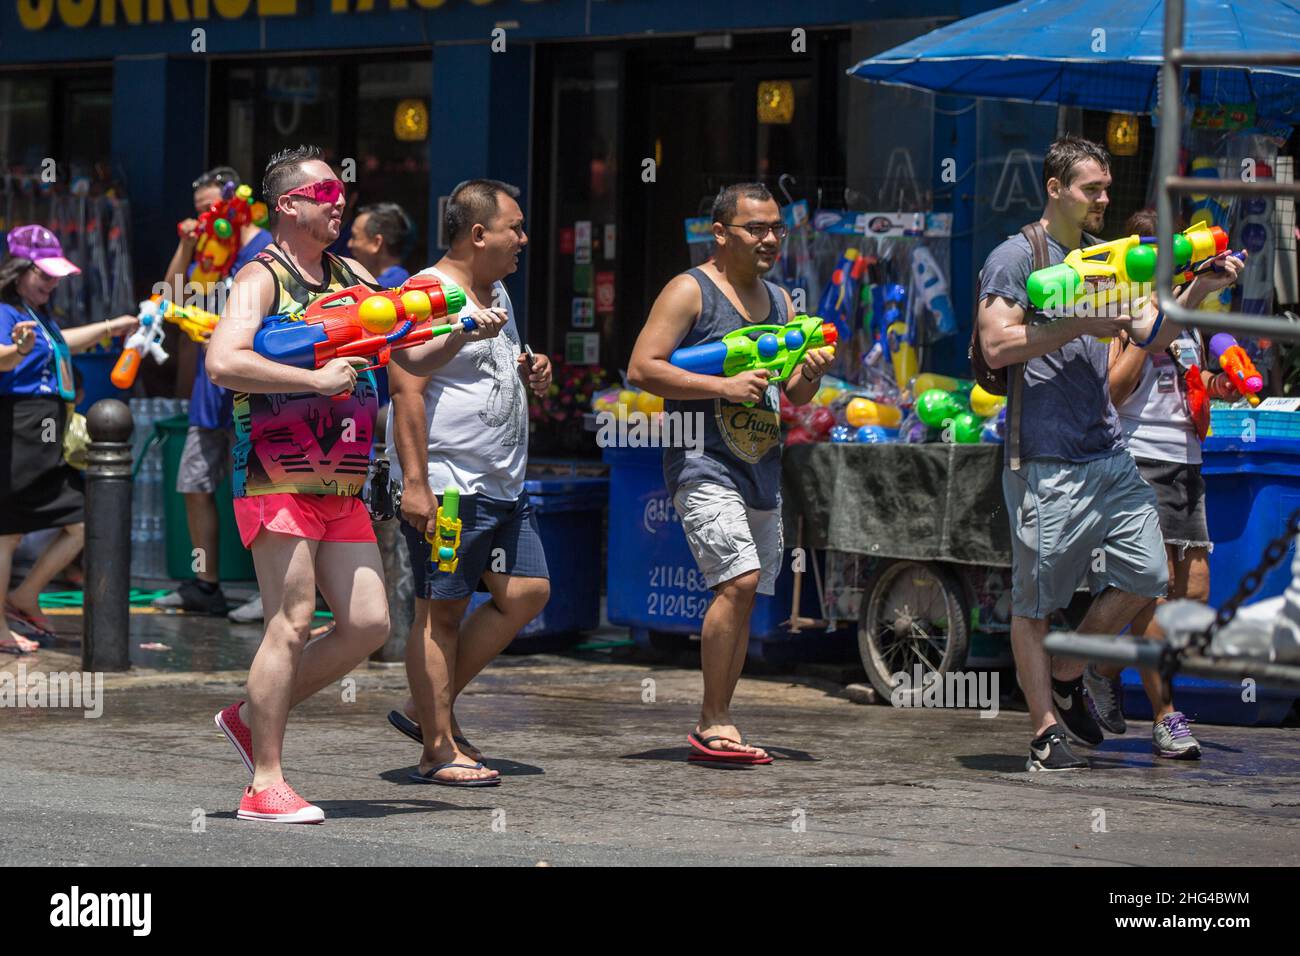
262;145;324;222
444;179;520;245
712;182;776;225
0;256;35;307
357;202;413;259
1043;135;1110;191
193;165;241;193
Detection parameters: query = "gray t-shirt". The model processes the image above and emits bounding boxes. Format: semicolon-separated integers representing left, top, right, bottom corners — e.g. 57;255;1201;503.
979;232;1124;463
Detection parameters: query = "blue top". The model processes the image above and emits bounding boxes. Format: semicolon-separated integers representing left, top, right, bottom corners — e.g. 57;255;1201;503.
0;302;75;400
979;231;1124;465
375;264;410;288
189;228;275;429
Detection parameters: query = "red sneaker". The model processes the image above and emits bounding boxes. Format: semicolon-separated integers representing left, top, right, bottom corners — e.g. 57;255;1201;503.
237;781;324;824
215;701;253;774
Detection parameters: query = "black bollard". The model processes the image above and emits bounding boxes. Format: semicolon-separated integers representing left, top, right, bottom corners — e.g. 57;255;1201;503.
83;399;134;672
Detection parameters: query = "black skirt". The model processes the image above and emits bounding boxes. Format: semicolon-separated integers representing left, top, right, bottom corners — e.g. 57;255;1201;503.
0;395;85;534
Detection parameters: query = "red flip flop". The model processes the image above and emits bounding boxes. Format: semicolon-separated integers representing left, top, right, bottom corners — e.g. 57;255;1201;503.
687;732;773;765
5;602;56;644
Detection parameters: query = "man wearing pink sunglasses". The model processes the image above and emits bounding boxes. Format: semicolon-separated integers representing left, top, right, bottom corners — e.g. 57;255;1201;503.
205;145;507;823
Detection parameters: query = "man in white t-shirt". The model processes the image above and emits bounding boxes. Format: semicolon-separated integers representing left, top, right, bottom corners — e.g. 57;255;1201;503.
386;179;552;786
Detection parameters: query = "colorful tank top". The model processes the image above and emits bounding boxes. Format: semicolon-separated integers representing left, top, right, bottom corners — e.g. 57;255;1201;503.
231;246;380;498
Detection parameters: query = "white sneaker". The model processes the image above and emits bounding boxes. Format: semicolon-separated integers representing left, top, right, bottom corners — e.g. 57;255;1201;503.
228;594;264;624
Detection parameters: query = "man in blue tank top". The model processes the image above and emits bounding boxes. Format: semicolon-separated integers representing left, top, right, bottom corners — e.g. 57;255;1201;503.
629;183;834;764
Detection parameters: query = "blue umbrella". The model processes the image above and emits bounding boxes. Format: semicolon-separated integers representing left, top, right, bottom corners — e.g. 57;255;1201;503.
848;0;1300;117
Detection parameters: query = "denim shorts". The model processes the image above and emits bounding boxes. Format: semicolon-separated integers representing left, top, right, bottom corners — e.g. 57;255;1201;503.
399;492;549;601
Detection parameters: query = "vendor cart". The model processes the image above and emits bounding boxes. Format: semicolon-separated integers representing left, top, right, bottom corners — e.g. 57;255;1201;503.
781;441;1056;698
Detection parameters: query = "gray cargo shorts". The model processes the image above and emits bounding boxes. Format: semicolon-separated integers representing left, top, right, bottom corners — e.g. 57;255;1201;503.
176;425;233;494
673;481;783;596
1002;452;1168;619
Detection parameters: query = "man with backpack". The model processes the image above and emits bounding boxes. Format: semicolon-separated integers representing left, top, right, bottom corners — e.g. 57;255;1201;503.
973;135;1241;771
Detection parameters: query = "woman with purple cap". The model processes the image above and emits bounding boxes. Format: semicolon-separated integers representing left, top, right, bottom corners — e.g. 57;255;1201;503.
0;224;138;652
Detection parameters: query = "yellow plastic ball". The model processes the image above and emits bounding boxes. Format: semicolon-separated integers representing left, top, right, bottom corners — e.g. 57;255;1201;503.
814;387;841;406
400;290;432;321
845;397;902;428
636;391;664;415
969;384;1006;418
358;295;397;333
617;390;638;411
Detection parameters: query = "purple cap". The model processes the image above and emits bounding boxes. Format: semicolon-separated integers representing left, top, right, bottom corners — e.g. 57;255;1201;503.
6;224;81;278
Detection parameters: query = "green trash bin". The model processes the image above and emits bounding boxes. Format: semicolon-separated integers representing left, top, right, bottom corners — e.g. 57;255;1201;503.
156;413;256;582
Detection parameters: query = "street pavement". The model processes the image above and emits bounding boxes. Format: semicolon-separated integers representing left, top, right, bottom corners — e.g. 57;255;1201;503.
2;610;1298;866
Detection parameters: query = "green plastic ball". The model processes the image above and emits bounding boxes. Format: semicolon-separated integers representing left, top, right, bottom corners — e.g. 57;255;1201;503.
951;410;984;444
916;389;961;428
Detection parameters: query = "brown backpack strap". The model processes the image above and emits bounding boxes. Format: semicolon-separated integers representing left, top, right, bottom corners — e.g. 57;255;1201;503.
1005;222;1053;471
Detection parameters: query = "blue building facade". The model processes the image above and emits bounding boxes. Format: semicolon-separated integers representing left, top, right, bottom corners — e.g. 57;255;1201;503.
2;0;1074;376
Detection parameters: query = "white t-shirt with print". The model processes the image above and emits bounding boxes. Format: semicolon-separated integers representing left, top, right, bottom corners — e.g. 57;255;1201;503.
1116;330;1203;466
386;266;528;500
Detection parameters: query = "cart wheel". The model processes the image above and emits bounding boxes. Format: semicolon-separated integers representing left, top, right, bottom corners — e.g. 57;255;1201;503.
858;560;970;703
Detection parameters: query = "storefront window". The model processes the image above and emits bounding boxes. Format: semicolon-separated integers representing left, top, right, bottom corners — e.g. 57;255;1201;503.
215;57;431;270
356;61;433;269
0;77;51;175
543;51;620;365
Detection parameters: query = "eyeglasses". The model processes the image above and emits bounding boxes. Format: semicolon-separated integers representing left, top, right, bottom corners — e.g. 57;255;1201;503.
282;179;345;205
723;222;788;241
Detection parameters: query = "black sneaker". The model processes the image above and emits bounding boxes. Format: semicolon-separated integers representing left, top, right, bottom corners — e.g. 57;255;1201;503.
1052;677;1104;746
1027;724;1089;771
152;579;230;616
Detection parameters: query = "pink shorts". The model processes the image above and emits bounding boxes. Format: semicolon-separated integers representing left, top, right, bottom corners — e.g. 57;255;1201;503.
233;493;376;548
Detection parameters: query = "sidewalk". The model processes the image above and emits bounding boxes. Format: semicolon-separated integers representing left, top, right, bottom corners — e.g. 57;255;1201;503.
2;609;1298;865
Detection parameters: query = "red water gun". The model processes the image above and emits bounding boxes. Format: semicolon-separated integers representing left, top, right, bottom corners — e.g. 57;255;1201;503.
185;181;269;292
253;274;472;396
1209;333;1263;406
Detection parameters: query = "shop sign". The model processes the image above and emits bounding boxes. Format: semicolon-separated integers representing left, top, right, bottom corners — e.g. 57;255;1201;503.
594;271;614;315
565;332;599;365
571;297;594;328
16;0;544;31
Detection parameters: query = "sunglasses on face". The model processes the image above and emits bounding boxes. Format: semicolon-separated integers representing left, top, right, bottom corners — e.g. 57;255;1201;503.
723;221;788;241
282;179;346;205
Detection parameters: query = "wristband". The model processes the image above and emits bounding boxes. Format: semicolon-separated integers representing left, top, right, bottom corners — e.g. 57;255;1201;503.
1132;308;1165;349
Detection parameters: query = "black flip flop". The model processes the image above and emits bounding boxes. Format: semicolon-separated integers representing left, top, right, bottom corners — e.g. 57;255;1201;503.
409;760;500;787
387;710;483;757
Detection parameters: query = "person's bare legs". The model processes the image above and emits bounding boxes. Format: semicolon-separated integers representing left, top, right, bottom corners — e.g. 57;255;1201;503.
184;493;221;584
1051;587;1156;683
7;523;85;617
1011;615;1054;737
235;539;393;766
1129;547;1210;722
245;532;320;793
697;570;765;758
401;573;550;762
0;533;38;650
404;594;497;782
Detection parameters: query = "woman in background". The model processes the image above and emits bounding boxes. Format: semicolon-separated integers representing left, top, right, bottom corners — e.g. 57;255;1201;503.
0;225;136;652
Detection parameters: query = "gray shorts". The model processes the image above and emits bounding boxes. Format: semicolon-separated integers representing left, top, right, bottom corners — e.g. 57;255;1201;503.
176;425;233;494
1002;452;1168;619
673;481;783;596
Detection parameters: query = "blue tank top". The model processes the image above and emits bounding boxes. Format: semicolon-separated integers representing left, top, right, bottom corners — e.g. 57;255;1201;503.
662;268;787;511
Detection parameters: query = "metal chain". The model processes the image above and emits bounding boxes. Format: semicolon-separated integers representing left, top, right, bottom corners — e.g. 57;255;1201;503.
1191;505;1300;652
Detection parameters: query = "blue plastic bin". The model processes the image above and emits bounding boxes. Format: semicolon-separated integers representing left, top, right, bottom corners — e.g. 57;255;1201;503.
466;476;608;650
1120;433;1300;726
603;444;839;664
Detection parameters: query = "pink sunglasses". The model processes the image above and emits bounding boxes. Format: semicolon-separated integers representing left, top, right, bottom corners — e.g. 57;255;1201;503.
282;178;345;204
